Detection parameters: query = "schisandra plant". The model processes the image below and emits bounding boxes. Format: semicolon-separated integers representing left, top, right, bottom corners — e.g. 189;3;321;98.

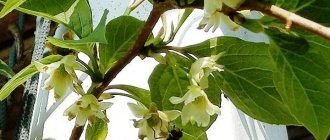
0;0;330;140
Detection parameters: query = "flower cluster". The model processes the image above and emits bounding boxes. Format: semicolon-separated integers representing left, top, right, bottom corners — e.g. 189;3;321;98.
170;53;224;127
34;55;79;101
64;94;112;126
198;0;246;32
128;103;180;140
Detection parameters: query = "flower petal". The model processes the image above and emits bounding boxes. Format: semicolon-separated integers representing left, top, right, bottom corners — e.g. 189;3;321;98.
204;96;221;115
51;67;74;101
204;0;222;16
161;110;180;121
199;74;209;89
43;76;54;90
133;119;145;128
95;111;106;119
169;96;185;104
184;85;203;104
128;103;148;118
221;13;239;30
61;55;77;67
198;10;222;32
181;101;210;127
157;111;170;122
75;114;87;126
99;102;113;110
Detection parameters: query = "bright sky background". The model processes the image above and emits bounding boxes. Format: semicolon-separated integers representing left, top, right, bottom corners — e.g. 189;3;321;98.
40;0;287;140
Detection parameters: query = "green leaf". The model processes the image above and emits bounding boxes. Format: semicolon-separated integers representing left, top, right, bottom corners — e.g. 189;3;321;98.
297;0;330;26
240;18;264;33
0;59;14;78
0;0;94;38
0;0;76;24
265;0;315;11
148;53;221;139
85;118;108;140
110;84;152;107
67;0;92;38
47;38;93;55
184;37;298;124
47;10;109;56
0;55;63;100
83;10;109;43
176;122;208;140
0;0;26;18
0;64;37;101
99;16;144;73
267;29;330;140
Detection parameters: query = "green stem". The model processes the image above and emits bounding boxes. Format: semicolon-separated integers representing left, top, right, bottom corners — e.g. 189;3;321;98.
87;52;102;82
164;46;196;61
124;0;145;15
106;92;134;99
73;83;85;96
104;84;122;91
76;58;97;81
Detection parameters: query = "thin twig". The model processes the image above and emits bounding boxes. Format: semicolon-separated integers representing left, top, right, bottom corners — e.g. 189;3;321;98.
258;4;330;39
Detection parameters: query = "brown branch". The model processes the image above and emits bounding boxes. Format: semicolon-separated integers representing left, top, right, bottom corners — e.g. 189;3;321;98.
69;125;85;140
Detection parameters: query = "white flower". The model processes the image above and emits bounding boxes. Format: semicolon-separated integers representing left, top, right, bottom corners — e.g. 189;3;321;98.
34;55;78;101
189;53;224;89
170;85;220;127
63;94;112;126
198;0;245;32
128;103;180;140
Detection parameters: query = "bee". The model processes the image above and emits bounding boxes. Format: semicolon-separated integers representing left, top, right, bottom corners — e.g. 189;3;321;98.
167;126;183;140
